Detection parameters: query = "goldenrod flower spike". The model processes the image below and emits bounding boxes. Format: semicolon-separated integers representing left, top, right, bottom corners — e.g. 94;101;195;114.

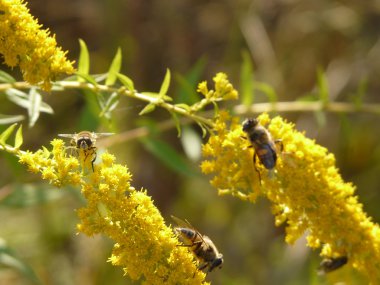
18;140;208;284
202;112;380;284
0;0;74;90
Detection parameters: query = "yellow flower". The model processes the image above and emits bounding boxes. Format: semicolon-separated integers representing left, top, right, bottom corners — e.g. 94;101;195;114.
77;153;208;284
196;73;238;102
19;139;81;187
17;140;208;284
0;0;74;90
201;112;380;284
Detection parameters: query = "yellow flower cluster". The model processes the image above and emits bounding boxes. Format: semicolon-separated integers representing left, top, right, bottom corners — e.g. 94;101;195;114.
201;112;380;284
18;139;208;285
19;139;81;187
0;0;74;90
197;73;238;102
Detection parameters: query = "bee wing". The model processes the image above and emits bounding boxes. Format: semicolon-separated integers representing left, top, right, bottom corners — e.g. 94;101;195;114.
58;133;77;139
171;215;194;229
93;132;114;138
171;215;207;243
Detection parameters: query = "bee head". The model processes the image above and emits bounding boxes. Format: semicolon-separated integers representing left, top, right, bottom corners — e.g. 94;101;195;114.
209;254;224;272
77;138;93;149
242;118;259;133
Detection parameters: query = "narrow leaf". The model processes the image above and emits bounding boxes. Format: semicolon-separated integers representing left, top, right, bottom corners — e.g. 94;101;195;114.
139;103;156;115
141;137;199;177
240;50;254;106
296;93;318;102
75;72;98;86
0;123;17;145
100;92;120;118
169;111;181;137
14;125;23;148
117;73;134;91
92;73;108;83
78;39;90;81
317;68;329;105
174;103;191;112
174;57;206;104
0;114;24;125
28;88;42;127
159;69;171;96
255;82;277;103
0;243;42;285
0;70;16;83
0;183;63;207
105;48;122;86
180;126;202;161
351;77;368;108
6;89;53;114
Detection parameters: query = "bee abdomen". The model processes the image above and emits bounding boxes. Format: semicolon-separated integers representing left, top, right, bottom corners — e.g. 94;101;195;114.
175;227;197;239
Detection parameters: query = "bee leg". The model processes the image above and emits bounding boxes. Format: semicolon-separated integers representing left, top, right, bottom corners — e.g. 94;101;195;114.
197;262;209;272
253;153;262;185
275;139;284;152
90;147;97;172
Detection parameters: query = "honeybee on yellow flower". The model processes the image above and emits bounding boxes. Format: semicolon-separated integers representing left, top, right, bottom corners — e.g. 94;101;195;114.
318;256;348;274
58;131;113;171
171;216;224;273
242;118;282;183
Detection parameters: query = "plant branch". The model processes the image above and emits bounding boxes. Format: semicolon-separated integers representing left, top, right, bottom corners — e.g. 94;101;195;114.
234;101;380;115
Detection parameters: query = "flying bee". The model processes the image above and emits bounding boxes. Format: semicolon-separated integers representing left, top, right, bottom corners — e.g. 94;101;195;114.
171;215;223;273
317;256;348;275
58;131;113;171
242;118;282;184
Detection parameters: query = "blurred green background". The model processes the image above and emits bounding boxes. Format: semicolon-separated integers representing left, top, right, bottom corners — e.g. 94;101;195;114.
1;0;380;284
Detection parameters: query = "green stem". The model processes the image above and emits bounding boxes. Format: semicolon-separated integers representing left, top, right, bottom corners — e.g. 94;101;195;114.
0;143;24;155
234;101;380;115
0;81;214;128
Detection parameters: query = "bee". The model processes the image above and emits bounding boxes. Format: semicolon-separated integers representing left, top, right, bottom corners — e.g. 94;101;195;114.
317;256;348;275
58;131;113;171
171;215;223;273
242;118;282;183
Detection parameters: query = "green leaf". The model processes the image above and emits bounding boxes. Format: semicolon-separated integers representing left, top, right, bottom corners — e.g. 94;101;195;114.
162;95;173;102
159;68;171;96
180;126;202;161
78;90;101;130
6;89;53;114
197;122;208;138
174;57;206;104
174;103;191;112
254;82;277;103
106;48;122;86
351;77;368;108
0;70;16;83
141;91;160;98
139;103;156;115
314;110;327;128
0;240;42;285
100;92;120;119
240;50;254;106
169;111;181;137
141;137;199;177
316;68;329;105
296;93;318;102
28;88;41;127
75;72;98;86
0;183;64;207
0;123;17;145
14;125;23;149
117;73;134;91
78;39;90;81
0;114;24;125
